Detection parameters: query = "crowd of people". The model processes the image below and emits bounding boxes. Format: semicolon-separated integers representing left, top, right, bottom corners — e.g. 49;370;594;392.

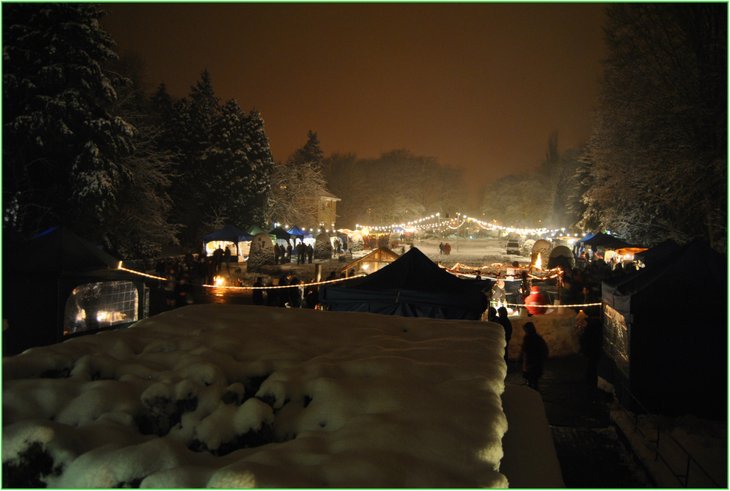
150;248;349;315
273;242;315;264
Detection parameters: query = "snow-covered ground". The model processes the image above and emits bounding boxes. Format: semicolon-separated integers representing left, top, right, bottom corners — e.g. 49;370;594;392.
413;237;532;268
3;304;563;487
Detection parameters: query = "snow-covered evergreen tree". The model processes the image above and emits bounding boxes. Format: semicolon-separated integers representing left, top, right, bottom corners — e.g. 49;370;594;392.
104;55;180;258
290;130;324;170
167;70;222;246
200;100;273;230
241;110;274;225
3;3;134;238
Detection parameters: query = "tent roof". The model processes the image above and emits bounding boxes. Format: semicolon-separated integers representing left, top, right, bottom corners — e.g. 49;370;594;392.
269;227;291;240
247;225;265;236
580;232;633;249
603;239;725;307
346;247;479;293
341;247;401;272
320;248;489;319
287;226;308;237
634;239;681;266
7;226;121;275
577;231;596;243
202;224;251;242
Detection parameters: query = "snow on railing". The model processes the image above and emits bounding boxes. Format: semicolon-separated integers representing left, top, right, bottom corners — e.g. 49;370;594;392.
614;385;722;487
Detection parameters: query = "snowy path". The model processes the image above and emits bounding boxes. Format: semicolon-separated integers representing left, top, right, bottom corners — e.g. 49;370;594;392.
506;356;653;487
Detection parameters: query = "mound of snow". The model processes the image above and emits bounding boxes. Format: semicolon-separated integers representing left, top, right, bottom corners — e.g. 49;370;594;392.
4;305;510;487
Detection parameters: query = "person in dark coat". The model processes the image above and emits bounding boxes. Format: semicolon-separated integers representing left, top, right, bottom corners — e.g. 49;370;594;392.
306;244;314;263
223;246;232;274
252;277;265;306
286;243;293;263
304;285;319;308
486;306;498;322
288;274;302;308
580;316;602;387
213;246;224;272
276;273;289;307
497;306;513;362
297;242;305;264
273;244;280;264
520;322;549;390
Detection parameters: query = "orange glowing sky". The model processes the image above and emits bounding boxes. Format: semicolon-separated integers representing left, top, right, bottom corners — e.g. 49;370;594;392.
101;3;606;199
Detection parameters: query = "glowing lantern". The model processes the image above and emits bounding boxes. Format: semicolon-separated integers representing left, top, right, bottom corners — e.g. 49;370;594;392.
214;275;225;287
534;254;542;270
525;286;549;315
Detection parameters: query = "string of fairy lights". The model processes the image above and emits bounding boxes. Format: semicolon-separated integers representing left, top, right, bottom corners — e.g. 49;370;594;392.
201;274;366;290
115;212;595;307
118;261;602;311
500;302;602;308
355;212;580;238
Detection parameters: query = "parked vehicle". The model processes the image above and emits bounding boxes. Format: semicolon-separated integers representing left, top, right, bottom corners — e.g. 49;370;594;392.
506;240;521;255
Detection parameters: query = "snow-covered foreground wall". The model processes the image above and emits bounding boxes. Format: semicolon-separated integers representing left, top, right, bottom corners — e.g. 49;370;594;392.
4;305;510;487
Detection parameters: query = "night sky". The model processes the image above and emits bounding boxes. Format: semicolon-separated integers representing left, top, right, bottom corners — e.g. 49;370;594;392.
101;3;606;198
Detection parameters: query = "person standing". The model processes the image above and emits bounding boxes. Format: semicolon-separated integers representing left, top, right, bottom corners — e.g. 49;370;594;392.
497;306;513;362
520;322;549;390
491;279;507;307
580;316;602;387
252;277;265;306
223;246;232;274
276;273;289;307
297;242;306;264
213;246;224;272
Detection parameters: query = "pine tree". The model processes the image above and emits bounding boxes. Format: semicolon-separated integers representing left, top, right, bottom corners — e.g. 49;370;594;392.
290;130;324;170
241;110;274;225
200;101;273;229
103;55;180;258
3;3;134;238
167;70;222;246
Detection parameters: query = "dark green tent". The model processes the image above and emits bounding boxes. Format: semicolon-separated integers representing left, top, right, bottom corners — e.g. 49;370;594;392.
320;247;489;320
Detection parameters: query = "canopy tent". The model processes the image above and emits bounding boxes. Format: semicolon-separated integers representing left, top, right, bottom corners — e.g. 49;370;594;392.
578;232;633;250
247;225;266;236
202;224;251;243
4;227;147;355
601;239;726;418
340;247;401;276
634;239;681;266
320;247;490;320
11;226;120;274
269;227;291;240
202;224;252;261
577;232;596;243
287;226;314;245
286;226;308;238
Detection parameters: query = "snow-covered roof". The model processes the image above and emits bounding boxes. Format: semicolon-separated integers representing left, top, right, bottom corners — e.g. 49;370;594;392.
318;189;341;201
